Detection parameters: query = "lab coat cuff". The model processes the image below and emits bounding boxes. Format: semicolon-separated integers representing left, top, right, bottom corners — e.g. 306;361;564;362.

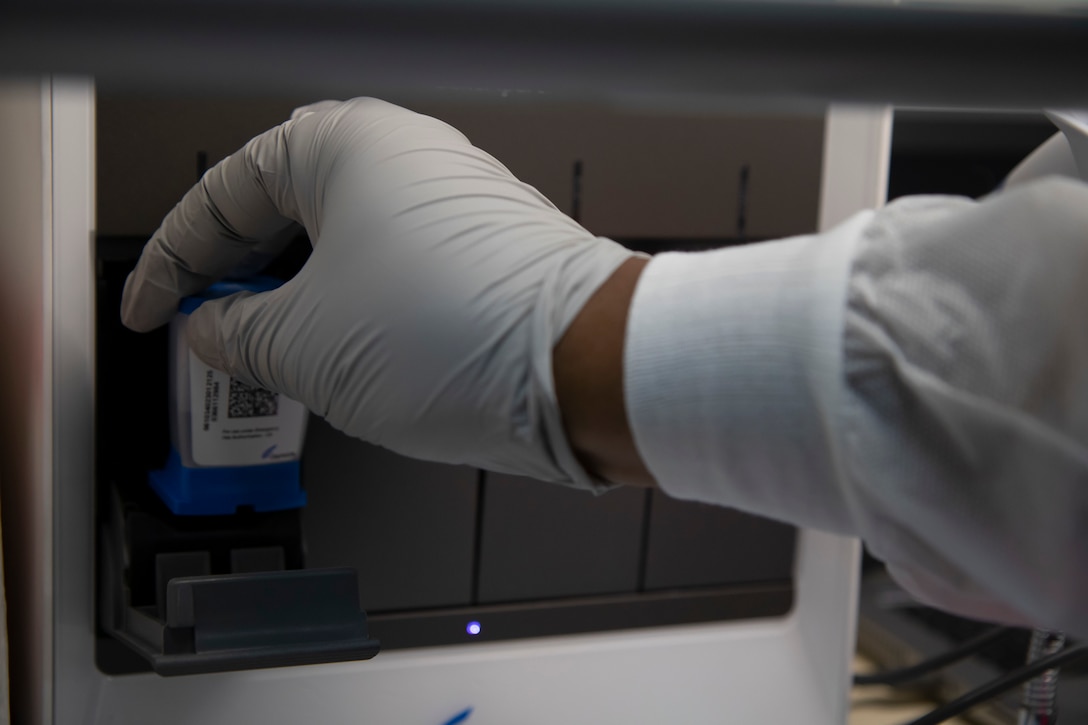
624;214;871;529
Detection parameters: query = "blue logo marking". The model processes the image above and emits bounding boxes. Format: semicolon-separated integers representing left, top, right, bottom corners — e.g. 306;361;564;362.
261;444;277;459
442;707;473;725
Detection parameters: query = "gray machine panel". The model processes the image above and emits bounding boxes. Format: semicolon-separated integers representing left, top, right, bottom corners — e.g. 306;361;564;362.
301;416;478;612
477;474;646;604
643;490;796;591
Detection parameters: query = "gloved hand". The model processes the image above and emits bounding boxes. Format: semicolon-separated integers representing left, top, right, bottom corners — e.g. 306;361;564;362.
121;98;639;491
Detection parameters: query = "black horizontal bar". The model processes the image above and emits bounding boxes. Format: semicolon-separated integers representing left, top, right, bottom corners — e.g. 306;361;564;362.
3;2;1087;107
368;582;794;650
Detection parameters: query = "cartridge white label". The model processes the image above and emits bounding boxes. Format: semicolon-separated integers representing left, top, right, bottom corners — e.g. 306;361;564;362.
189;350;307;467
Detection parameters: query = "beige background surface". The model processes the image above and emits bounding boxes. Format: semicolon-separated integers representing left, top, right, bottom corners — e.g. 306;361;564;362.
850;655;972;725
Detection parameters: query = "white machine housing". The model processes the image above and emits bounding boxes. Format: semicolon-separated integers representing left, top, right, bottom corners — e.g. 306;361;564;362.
0;77;890;725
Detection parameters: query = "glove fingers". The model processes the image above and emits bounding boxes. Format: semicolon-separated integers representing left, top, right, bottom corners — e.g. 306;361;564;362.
120;97;486;334
186;290;285;395
120;122;305;333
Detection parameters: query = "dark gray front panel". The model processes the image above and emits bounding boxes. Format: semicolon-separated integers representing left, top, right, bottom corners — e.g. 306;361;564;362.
477;475;645;604
644;490;796;591
301;416;478;612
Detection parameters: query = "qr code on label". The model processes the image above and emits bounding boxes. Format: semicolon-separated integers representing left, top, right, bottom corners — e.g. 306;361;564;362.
227;378;279;418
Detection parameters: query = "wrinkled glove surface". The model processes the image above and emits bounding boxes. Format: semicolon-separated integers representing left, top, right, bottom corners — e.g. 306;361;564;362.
122;98;636;491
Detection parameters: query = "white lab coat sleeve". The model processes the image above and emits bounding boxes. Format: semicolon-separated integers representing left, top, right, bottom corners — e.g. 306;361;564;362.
624;177;1088;634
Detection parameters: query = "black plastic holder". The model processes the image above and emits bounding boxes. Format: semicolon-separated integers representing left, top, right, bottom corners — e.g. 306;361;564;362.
99;481;380;676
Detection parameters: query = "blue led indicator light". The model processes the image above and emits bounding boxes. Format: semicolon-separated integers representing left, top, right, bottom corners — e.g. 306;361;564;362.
466;621;482;636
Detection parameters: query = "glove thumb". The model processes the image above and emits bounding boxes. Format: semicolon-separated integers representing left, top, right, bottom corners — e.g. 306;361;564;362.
186;289;287;394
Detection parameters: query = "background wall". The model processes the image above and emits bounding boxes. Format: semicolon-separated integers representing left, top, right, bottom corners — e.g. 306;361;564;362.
97;94;825;241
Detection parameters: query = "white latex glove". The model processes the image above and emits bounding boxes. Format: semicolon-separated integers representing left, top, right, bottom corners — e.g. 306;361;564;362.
121;98;637;491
